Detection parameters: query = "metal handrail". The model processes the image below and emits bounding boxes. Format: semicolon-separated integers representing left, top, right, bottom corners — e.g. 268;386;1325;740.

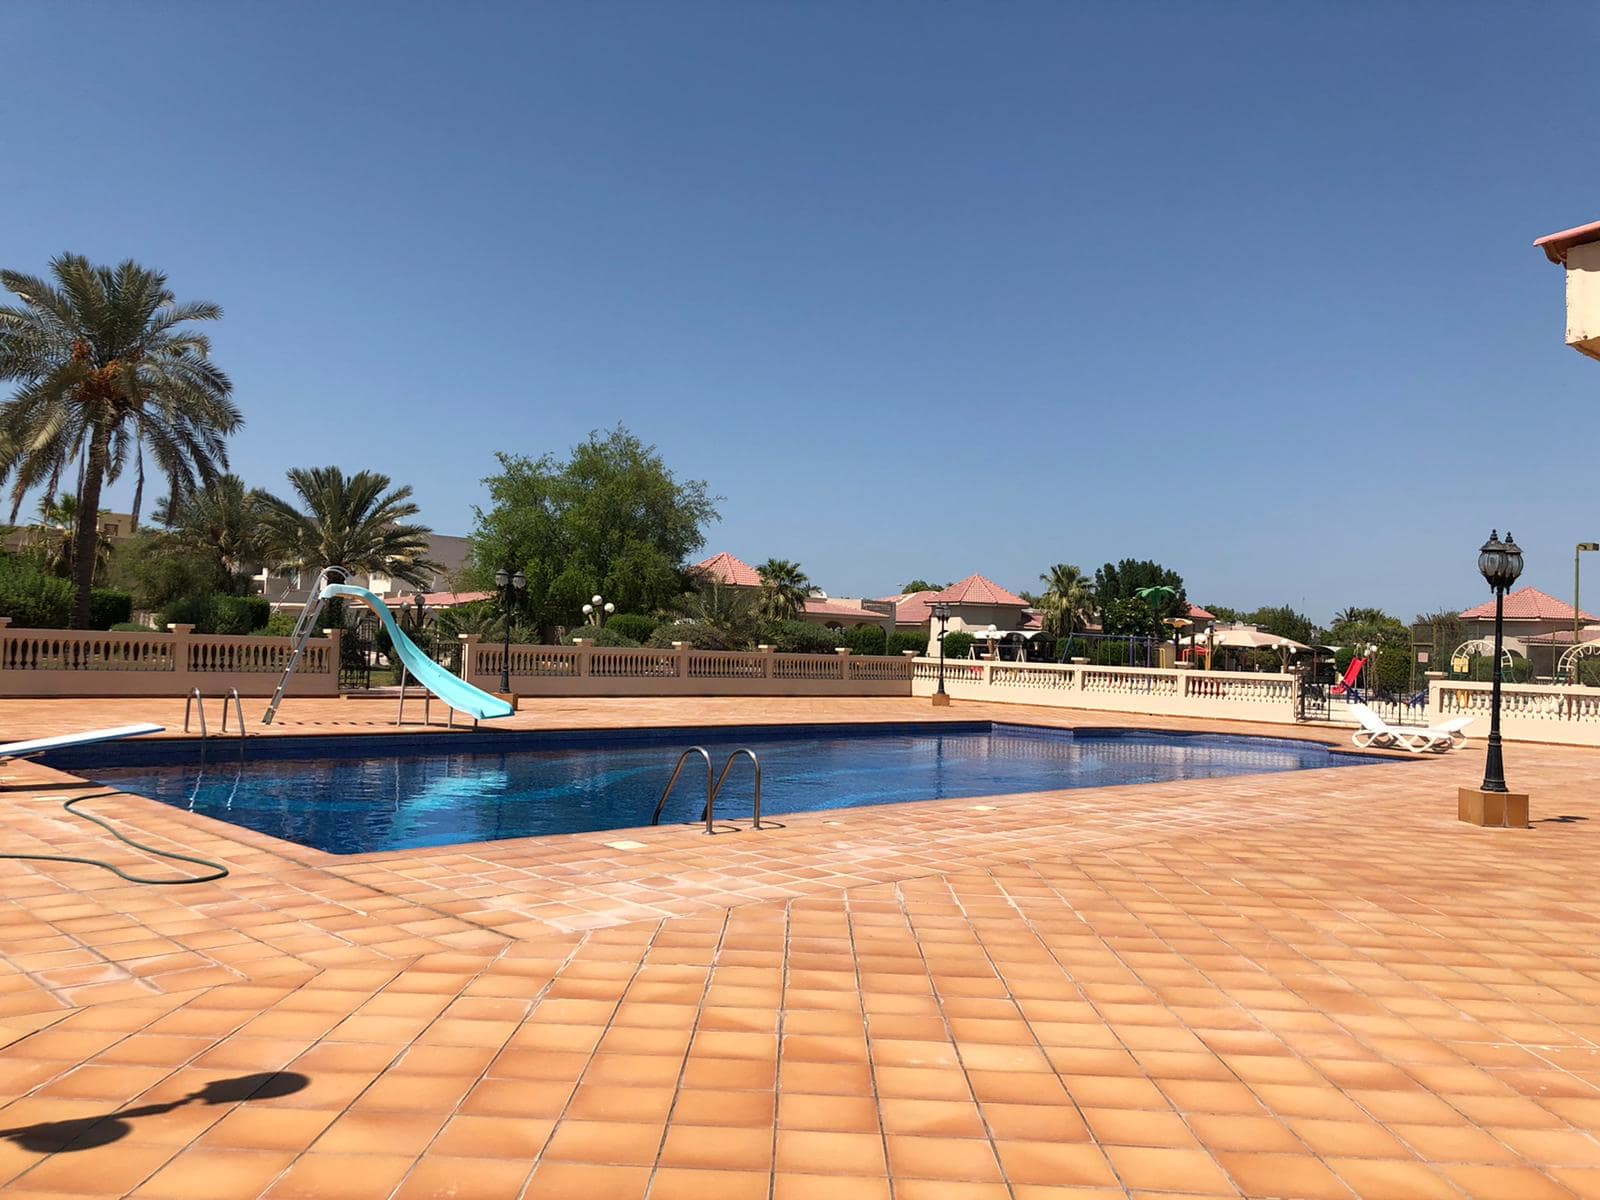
708;749;762;831
219;688;247;760
183;688;207;738
651;747;713;828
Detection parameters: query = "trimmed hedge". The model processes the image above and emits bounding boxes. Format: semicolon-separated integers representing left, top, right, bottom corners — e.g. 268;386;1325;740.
605;613;657;643
0;557;73;628
842;624;887;656
886;630;928;657
88;589;133;630
941;630;975;659
762;620;844;654
212;594;271;635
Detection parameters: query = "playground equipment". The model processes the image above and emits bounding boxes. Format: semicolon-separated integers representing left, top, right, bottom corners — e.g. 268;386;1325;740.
264;568;513;724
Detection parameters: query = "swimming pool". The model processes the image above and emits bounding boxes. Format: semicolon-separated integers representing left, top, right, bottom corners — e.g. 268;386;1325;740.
54;722;1370;855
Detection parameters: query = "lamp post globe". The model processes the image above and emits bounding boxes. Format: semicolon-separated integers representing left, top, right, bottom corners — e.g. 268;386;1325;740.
1477;530;1523;794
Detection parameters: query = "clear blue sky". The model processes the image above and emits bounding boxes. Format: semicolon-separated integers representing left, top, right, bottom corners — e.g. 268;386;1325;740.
6;3;1597;623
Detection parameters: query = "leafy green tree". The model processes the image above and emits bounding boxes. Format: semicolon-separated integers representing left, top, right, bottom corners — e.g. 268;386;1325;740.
1243;605;1320;646
898;579;946;594
0;254;240;625
1326;606;1410;672
1094;560;1186;626
468;426;717;636
1101;595;1162;638
756;558;810;621
1204;604;1244;624
258;466;435;586
1038;563;1094;647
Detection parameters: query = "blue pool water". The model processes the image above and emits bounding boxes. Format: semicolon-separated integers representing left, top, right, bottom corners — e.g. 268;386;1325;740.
58;722;1370;855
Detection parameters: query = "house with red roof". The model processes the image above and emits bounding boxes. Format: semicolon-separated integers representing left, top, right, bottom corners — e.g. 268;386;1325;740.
1459;586;1595;645
906;573;1034;655
1456;586;1600;676
689;553;891;632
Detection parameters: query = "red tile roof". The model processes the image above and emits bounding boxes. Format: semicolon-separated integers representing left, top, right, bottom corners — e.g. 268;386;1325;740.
932;574;1028;608
1459;586;1596;622
690;552;764;588
877;590;943;624
387;590;492;609
1536;218;1600;264
800;597;880;621
1188;604;1217;622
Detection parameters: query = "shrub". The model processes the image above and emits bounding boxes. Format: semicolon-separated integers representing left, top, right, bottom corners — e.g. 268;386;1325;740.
262;610;298;637
886;630;928;656
1372;645;1413;692
763;620;844;654
564;625;641;648
110;622;158;633
941;630;975;659
159;594;215;631
842;625;887;656
211;595;271;635
0;556;73;628
606;613;657;643
647;619;734;650
88;588;133;630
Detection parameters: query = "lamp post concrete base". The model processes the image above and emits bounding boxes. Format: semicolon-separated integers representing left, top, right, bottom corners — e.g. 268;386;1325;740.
931;693;951;707
1458;786;1529;829
493;692;520;713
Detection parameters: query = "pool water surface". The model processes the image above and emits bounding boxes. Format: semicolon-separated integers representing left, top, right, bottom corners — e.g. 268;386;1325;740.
62;722;1372;855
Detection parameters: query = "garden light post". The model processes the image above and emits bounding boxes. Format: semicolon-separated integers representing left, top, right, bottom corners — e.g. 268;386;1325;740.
1575;542;1598;683
412;591;425;634
493;567;525;694
932;602;951;706
582;594;615;627
1474;531;1523;804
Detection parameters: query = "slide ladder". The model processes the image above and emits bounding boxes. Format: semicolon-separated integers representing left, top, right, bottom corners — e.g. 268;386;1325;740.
263;570;514;725
263;566;345;725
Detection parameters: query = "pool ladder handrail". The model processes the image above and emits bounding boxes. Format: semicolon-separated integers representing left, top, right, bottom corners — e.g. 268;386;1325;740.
708;748;762;832
185;688;247;761
652;747;712;830
652;747;762;834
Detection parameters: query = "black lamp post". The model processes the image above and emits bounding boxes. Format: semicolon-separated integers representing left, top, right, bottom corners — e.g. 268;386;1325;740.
1476;530;1524;793
493;566;526;694
932;602;951;701
412;591;425;635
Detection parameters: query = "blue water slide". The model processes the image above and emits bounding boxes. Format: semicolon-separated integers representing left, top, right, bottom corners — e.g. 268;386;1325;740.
321;583;513;720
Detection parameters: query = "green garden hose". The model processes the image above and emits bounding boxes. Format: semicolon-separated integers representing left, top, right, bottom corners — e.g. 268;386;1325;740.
1;789;228;885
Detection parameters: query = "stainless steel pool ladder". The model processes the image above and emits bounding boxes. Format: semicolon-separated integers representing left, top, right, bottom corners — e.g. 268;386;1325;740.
651;747;762;834
185;688;248;761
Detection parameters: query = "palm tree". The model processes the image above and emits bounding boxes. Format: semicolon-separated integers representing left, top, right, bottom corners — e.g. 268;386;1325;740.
155;473;267;581
22;491;109;579
1039;563;1094;653
0;255;239;625
258;466;437;588
756;558;811;621
672;580;760;647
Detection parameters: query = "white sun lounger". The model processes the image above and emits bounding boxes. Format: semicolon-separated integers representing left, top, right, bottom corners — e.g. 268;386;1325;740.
0;723;164;760
1349;705;1471;753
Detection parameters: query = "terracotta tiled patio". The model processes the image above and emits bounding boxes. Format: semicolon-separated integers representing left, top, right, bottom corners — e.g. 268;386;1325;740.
0;695;1597;1198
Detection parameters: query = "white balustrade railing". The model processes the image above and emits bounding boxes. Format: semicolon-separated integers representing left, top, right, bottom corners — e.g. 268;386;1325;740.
911;657;1300;724
0;619;339;697
461;638;912;697
1431;680;1600;745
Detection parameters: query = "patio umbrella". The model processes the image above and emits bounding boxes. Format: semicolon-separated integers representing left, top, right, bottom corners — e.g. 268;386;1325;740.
1207;627;1311;652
